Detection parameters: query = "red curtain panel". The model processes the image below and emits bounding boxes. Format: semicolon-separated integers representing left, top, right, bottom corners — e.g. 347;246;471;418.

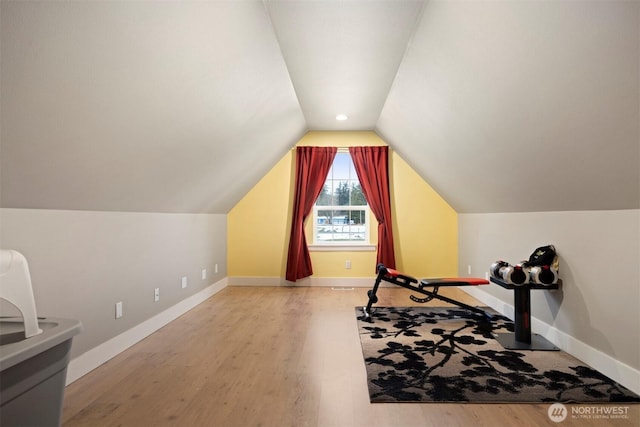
349;146;396;271
285;146;337;282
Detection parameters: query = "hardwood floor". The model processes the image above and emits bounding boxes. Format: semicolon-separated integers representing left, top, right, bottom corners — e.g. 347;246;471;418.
62;286;638;427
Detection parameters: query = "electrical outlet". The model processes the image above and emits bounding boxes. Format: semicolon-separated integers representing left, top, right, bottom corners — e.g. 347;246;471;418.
181;276;187;289
467;265;472;275
345;260;351;269
115;301;123;319
202;269;207;280
215;263;218;274
154;288;160;302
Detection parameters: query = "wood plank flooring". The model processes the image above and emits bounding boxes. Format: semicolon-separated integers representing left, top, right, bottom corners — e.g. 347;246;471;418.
62;286;638;427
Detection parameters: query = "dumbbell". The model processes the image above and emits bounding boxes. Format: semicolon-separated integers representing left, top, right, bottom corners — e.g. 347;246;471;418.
490;260;529;285
490;260;509;279
529;265;558;285
504;263;529;285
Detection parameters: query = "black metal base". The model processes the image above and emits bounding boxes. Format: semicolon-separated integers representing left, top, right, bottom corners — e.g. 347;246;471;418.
495;332;560;351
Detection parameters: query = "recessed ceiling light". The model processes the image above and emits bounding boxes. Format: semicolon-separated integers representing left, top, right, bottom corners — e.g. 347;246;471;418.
336;114;348;121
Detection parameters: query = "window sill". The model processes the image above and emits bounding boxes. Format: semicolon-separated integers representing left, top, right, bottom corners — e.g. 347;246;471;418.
308;244;376;252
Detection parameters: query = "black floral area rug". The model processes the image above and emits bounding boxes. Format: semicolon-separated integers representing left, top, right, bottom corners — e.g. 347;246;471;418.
356;306;640;403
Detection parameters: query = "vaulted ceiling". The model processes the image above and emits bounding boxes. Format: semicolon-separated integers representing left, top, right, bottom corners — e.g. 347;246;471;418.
2;1;638;214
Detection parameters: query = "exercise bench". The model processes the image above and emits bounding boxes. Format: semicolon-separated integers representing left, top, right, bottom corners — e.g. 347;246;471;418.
362;264;491;321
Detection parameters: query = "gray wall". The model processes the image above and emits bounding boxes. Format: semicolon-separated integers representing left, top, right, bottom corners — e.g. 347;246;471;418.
0;208;227;359
458;209;639;371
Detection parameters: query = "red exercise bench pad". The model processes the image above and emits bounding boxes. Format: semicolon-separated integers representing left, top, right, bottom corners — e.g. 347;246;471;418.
421;277;489;286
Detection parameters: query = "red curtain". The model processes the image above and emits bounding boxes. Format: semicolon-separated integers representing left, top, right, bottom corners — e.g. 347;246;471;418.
285;146;337;282
349;146;396;270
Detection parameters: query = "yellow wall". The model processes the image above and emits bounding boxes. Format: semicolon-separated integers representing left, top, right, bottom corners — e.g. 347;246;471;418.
391;152;458;277
228;131;457;279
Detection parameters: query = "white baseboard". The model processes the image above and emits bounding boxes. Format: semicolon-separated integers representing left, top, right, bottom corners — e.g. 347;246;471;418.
66;277;228;385
227;276;286;286
461;286;640;395
227;276;377;288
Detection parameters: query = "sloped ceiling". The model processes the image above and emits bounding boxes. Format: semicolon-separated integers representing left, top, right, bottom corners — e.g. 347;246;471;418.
265;0;423;129
1;1;306;213
1;1;638;214
378;1;639;213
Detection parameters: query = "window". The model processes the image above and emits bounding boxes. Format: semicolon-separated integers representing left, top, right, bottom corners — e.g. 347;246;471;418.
312;151;370;247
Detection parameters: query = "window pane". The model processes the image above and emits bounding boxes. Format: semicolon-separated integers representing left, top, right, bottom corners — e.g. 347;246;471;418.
350;183;366;205
335;180;350;206
332;154;351;180
349;209;366;225
316;210;333;224
316;184;332;206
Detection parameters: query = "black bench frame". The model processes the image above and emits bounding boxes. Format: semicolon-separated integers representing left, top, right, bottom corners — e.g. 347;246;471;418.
362;264;491;321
